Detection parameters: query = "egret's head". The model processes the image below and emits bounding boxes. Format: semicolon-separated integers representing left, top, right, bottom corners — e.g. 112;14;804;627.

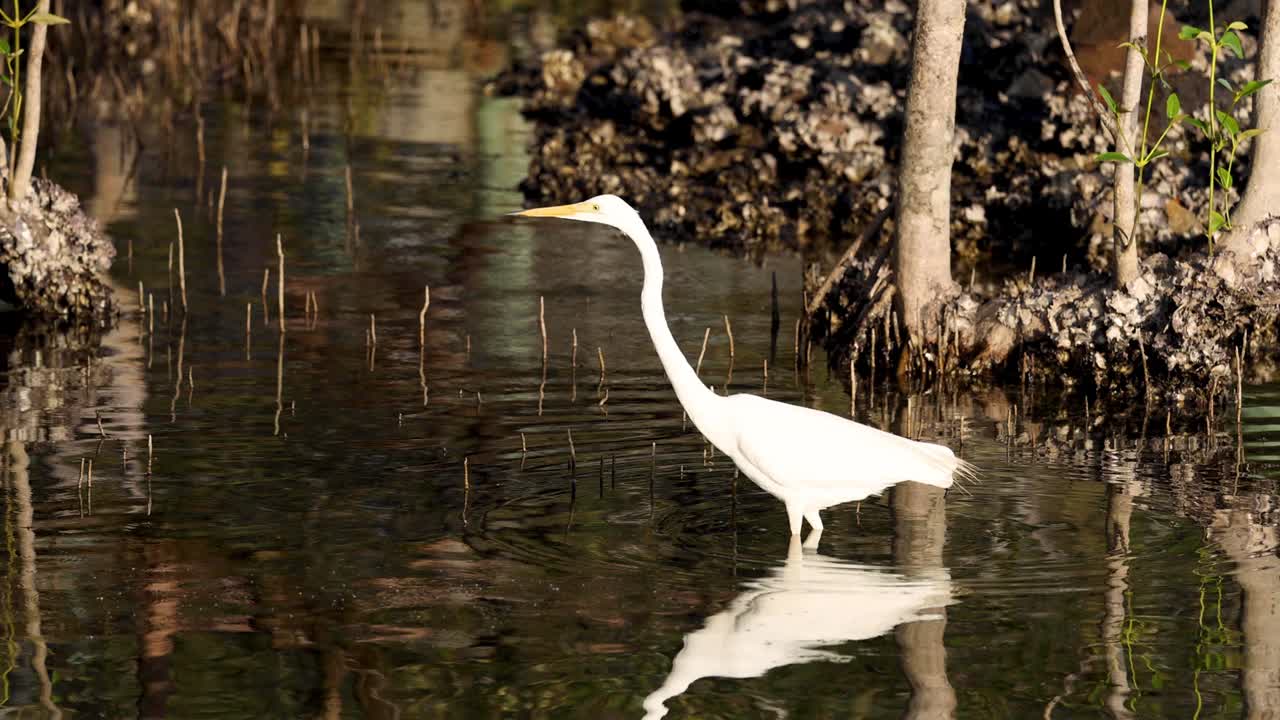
510;194;639;229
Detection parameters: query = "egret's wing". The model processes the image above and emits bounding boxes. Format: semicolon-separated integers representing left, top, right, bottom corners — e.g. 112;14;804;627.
728;394;958;491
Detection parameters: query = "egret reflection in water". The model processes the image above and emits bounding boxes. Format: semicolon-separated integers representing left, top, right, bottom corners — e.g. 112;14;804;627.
642;531;955;719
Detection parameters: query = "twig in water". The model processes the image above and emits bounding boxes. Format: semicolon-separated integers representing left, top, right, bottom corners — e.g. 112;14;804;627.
261;268;270;324
1138;335;1151;398
572;328;578;367
695;327;710;375
216;165;228;296
96;412;107;437
274;331;284;436
79;458;85;488
370;314;377;344
850;360;856;415
174;209;187;311
147;434;153;475
1028;256;1037;285
723;314;735;358
538;295;548;363
1236;344;1244;425
344;163;354;214
276;234;286;331
419;286;430;350
597;347;606;382
87;459;93;488
568;428;578;466
521;432;527;456
599;388;609;408
464;456;470;490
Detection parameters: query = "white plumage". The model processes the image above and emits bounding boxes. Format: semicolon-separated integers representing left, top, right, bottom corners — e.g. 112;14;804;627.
514;195;975;535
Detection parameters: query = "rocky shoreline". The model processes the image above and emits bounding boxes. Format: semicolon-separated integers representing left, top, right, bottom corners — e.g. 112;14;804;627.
0;177;116;321
496;0;1278;396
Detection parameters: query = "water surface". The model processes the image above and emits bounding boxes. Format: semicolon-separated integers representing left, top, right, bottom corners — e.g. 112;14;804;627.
2;5;1279;718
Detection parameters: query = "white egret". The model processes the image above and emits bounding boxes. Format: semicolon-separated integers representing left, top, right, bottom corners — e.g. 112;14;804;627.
512;195;974;535
641;533;954;718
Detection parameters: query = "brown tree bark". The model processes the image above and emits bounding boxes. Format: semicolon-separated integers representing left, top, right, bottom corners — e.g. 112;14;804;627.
1112;0;1146;287
1224;0;1280;249
894;0;963;344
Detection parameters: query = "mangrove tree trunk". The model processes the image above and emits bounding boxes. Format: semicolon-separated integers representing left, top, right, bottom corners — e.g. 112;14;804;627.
894;0;964;344
11;0;50;203
1228;0;1280;235
1112;0;1146;288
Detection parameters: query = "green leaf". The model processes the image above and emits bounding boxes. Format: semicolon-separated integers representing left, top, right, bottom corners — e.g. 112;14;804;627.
0;37;8;54
1096;152;1132;164
1098;84;1118;114
1184;116;1209;135
1174;59;1192;70
27;11;69;25
1216;109;1241;136
1179;24;1204;40
1226;21;1248;32
1235;78;1274;101
1218;77;1234;92
1221;31;1243;58
1238;127;1266;142
1147;149;1169;162
1217;167;1233;188
1210;211;1226;234
1166;92;1181;119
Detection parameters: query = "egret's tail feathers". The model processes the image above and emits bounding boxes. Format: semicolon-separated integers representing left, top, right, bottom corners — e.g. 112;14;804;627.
954;457;981;484
913;443;980;492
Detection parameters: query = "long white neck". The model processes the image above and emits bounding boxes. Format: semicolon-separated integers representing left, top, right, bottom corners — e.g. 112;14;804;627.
618;216;726;442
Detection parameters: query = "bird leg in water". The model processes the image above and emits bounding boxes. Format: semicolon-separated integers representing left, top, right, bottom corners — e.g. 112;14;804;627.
803;509;824;533
786;503;803;536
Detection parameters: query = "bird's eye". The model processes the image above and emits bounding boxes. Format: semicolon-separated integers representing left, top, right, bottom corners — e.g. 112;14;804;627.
592;204;600;211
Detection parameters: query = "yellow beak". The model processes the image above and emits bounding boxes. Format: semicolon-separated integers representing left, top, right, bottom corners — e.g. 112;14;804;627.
509;201;592;218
